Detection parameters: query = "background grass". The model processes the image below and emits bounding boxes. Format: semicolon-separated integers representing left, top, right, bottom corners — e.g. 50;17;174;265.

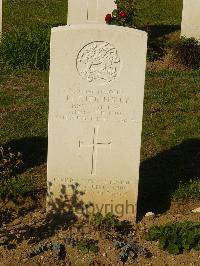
0;0;199;210
3;0;68;32
136;0;182;26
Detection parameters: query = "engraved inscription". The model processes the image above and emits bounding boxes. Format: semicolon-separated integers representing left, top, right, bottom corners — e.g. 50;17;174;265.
79;126;111;175
59;177;131;197
56;88;131;123
76;41;120;85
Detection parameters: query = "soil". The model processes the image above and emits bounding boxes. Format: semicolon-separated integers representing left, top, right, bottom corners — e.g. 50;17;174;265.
0;196;199;266
147;48;188;72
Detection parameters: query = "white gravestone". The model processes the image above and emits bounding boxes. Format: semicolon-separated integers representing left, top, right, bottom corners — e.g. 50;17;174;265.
47;24;147;221
67;0;116;24
181;0;200;40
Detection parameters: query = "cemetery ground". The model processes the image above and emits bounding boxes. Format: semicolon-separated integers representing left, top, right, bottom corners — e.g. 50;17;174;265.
0;0;200;265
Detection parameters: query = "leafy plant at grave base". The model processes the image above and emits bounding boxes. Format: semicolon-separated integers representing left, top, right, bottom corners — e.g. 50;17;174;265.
90;212;132;234
0;25;50;70
105;0;137;27
0;146;34;203
29;242;66;260
147;36;167;61
173;37;200;69
114;240;151;262
172;179;200;200
145;221;200;255
77;239;99;254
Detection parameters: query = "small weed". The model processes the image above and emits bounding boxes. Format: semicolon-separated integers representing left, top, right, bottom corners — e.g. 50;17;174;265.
90;212;132;235
0;176;34;203
0;146;23;180
0;146;34;203
173;37;200;69
77;239;98;254
147;37;167;61
145;221;200;254
172;179;200;200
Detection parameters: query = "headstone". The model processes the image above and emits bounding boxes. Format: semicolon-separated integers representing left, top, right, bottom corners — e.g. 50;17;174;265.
67;0;116;24
181;0;200;40
47;24;147;221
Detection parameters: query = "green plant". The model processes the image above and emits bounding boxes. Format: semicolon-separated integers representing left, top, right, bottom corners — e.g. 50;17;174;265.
0;146;34;203
0;175;34;202
0;146;23;180
173;37;200;69
77;239;98;254
105;0;137;27
90;212;132;234
145;221;200;254
0;26;50;70
147;37;167;61
172;179;200;200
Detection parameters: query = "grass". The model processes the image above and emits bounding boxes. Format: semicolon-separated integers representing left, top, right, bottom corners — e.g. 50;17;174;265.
0;0;199;208
0;70;48;144
3;0;68;32
136;0;182;26
142;70;200;153
172;179;200;200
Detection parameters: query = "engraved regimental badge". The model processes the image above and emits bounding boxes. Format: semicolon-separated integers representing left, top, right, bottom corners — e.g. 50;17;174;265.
76;41;121;85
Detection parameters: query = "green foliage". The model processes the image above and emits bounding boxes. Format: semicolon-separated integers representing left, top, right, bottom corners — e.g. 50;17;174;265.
0;175;34;202
145;222;200;254
3;0;68;33
147;37;167;61
90;212;132;234
172;179;200;200
0;146;34;202
0;146;23;180
77;239;98;254
173;37;200;69
0;26;50;70
105;0;137;27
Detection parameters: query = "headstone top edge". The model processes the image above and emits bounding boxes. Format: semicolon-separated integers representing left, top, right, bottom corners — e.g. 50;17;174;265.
51;24;148;39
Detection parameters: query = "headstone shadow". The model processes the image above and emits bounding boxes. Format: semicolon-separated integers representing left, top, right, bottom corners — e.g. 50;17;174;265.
0;182;90;247
3;136;48;172
137;138;200;220
141;24;181;38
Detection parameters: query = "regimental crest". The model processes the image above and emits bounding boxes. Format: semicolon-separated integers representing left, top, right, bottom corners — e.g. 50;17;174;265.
76;41;121;85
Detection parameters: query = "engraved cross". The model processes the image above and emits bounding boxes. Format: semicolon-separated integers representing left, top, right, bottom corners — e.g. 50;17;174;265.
79;126;111;175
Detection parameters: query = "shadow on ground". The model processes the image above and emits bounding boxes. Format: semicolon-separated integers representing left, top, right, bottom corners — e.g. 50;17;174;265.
4;136;48;171
0;183;91;247
1;137;199;234
141;24;181;38
137;138;200;220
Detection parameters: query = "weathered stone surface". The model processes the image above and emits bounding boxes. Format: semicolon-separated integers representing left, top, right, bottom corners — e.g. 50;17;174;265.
47;24;147;221
181;0;200;40
67;0;116;24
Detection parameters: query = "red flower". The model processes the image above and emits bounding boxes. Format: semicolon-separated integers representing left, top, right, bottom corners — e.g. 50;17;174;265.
119;11;126;18
105;14;112;24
